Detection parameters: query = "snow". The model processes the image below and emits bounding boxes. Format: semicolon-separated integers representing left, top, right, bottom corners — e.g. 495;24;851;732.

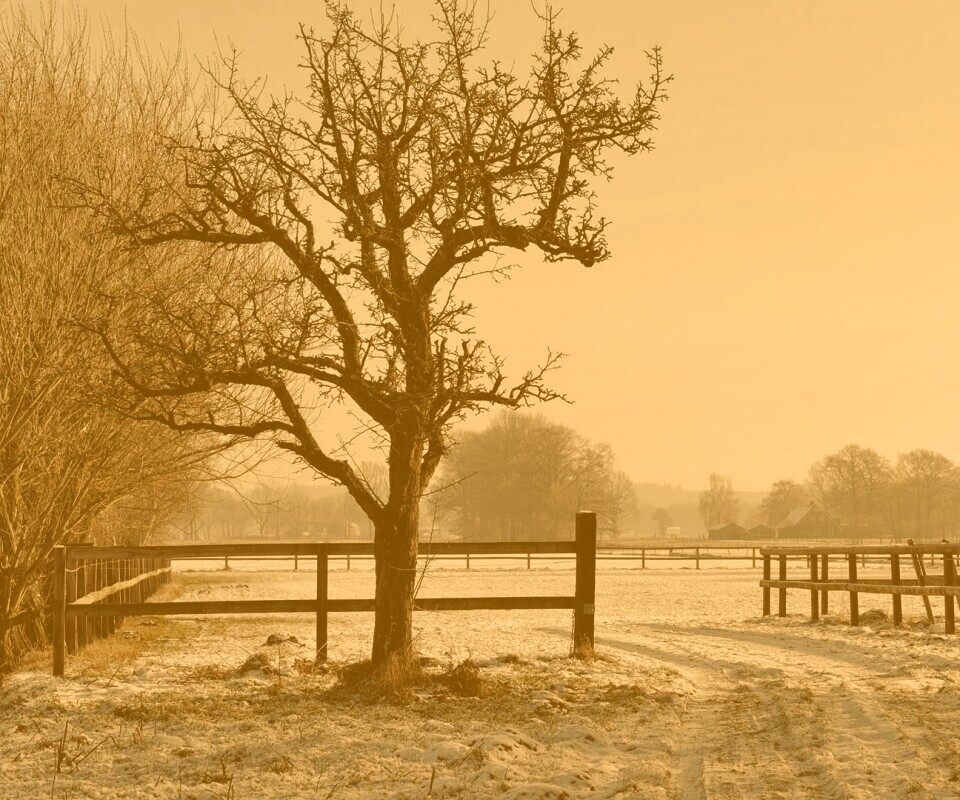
2;559;960;798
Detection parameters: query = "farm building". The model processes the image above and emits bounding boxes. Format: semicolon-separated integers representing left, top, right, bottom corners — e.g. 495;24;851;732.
707;522;747;540
776;504;841;539
745;523;775;540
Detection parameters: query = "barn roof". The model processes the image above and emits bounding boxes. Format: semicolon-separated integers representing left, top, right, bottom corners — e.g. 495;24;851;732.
778;504;839;529
708;522;745;532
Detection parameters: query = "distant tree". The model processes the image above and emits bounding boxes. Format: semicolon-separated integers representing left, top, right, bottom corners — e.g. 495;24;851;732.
240;482;290;538
698;474;739;529
759;479;809;527
894;449;956;538
651;507;674;536
79;1;667;680
439;412;633;541
808;445;891;531
599;470;637;541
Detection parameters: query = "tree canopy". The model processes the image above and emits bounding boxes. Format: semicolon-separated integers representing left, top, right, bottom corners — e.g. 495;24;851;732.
79;0;668;679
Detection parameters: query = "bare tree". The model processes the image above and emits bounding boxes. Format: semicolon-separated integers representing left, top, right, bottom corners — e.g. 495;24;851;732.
600;469;637;542
759;479;809;527
698;474;739;529
894;449;956;539
808;444;891;533
651;507;673;537
0;6;218;668
440;412;632;541
80;2;667;681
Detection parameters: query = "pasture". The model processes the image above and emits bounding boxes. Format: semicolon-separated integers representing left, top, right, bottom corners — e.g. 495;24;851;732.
3;557;960;799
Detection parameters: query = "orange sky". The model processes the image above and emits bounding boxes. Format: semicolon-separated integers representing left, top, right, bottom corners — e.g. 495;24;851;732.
82;0;960;490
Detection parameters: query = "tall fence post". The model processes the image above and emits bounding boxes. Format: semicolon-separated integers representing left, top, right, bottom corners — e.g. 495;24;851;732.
52;546;66;677
778;555;787;617
762;554;771;616
316;544;328;662
65;551;77;655
809;553;819;621
944;549;956;634
820;554;829;614
573;511;597;656
891;553;903;626
75;546;88;650
848;553;859;626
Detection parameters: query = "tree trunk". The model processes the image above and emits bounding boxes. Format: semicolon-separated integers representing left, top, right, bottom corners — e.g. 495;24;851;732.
371;501;420;681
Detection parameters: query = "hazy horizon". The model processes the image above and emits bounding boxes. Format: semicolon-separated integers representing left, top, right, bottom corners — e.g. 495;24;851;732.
80;0;960;490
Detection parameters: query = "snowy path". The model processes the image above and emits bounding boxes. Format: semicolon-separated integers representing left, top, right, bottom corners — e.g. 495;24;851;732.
3;566;960;798
598;622;960;799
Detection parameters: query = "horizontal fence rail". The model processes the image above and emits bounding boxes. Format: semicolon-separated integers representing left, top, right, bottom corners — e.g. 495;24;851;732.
166;539;955;572
173;545;770;573
759;544;960;631
50;513;597;676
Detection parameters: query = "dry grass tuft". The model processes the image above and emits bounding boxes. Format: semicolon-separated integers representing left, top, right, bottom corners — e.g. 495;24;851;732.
859;608;890;625
180;662;234;682
440;658;485;697
571;639;597;661
292;656;333;676
237;651;273;676
329;653;424;702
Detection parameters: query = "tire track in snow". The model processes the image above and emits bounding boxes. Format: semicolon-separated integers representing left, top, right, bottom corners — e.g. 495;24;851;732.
602;625;960;799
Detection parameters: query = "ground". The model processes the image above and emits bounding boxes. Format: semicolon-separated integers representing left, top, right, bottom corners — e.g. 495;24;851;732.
2;556;960;799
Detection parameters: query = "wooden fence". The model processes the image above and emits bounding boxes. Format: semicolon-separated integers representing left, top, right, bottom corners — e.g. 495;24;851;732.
50;546;172;675
50;512;597;676
759;544;960;632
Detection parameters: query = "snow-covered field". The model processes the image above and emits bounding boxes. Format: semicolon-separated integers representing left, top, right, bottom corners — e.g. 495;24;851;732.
3;559;960;799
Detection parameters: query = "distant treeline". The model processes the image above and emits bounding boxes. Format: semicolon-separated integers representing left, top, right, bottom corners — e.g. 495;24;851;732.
703;444;960;539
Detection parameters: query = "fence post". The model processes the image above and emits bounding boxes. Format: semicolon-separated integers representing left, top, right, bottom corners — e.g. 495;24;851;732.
103;560;114;637
778;555;787;617
52;546;66;677
762;554;771;616
527;552;531;570
92;559;101;641
695;548;700;570
820;554;829;614
316;544;328;662
641;548;646;570
75;547;88;650
466;552;470;570
573;511;597;656
944;550;956;634
848;553;859;626
809;553;819;621
890;553;902;626
65;551;77;655
752;548;756;569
